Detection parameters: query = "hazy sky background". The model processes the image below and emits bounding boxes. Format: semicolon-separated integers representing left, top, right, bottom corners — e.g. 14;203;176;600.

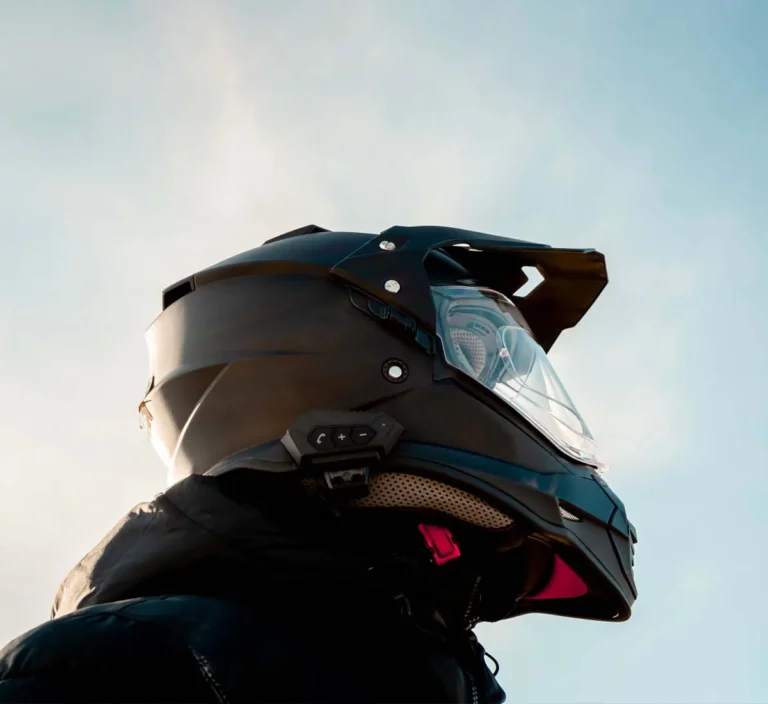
1;1;766;702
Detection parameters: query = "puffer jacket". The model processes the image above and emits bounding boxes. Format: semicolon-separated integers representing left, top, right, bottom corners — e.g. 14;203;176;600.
0;471;506;703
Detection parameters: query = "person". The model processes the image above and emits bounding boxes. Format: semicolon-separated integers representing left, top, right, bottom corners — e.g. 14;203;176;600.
0;224;637;703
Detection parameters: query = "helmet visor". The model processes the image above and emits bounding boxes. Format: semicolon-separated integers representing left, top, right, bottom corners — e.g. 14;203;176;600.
431;285;605;470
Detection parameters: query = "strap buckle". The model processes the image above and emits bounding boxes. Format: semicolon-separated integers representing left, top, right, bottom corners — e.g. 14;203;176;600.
418;524;461;565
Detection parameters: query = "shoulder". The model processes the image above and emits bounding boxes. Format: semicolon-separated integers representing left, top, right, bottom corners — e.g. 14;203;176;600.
0;597;223;703
0;594;505;703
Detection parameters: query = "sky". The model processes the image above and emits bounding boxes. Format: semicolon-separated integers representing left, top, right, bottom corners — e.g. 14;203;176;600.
0;1;766;701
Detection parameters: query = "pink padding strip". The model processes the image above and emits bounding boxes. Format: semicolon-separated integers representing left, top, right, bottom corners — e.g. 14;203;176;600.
527;555;588;600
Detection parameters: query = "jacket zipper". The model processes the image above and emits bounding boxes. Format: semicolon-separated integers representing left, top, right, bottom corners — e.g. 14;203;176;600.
463;576;483;702
463;576;482;629
466;671;479;704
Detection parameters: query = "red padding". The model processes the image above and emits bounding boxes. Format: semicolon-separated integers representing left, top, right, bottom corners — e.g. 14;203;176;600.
527;555;588;600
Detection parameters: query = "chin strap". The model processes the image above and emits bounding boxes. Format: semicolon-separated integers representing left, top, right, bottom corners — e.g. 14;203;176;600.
414;523;484;632
391;589;505;703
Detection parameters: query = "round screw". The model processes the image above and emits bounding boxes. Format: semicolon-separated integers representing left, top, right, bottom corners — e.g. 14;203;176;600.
382;359;409;383
384;279;401;293
379;240;397;251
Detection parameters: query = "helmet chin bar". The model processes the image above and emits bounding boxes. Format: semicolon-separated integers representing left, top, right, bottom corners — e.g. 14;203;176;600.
281;410;404;500
278;409;618;621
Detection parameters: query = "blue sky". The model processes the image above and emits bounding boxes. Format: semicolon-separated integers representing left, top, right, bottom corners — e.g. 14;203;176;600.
0;1;766;701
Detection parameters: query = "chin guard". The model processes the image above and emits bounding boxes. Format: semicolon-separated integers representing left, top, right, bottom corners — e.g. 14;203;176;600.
281;410;404;500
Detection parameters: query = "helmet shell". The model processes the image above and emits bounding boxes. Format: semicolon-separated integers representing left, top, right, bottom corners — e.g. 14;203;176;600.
140;224;636;622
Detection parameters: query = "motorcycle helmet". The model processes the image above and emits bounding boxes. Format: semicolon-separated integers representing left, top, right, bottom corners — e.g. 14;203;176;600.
139;224;637;624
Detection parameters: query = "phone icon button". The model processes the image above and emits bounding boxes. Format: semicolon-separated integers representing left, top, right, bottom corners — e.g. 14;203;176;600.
309;427;334;450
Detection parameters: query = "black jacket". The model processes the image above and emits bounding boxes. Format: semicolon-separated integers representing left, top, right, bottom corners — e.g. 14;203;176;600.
0;472;505;703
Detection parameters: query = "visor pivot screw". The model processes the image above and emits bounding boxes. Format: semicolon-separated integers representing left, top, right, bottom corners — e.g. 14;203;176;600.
383;359;409;383
379;240;397;251
384;279;401;294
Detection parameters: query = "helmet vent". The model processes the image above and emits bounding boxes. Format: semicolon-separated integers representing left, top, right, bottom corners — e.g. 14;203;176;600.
450;242;483;253
263;224;330;245
513;266;544;298
352;472;513;529
559;505;581;522
162;278;195;310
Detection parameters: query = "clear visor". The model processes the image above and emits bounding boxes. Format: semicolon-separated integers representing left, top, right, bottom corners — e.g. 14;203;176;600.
432;285;605;470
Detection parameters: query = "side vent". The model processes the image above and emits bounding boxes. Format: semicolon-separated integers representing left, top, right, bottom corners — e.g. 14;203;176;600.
162;277;195;310
513;265;545;298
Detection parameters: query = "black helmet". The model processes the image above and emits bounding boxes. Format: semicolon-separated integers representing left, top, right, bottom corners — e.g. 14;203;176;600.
139;224;637;623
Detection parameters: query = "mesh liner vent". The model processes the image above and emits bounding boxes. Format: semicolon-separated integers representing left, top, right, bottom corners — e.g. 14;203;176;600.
450;328;487;375
351;472;513;529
